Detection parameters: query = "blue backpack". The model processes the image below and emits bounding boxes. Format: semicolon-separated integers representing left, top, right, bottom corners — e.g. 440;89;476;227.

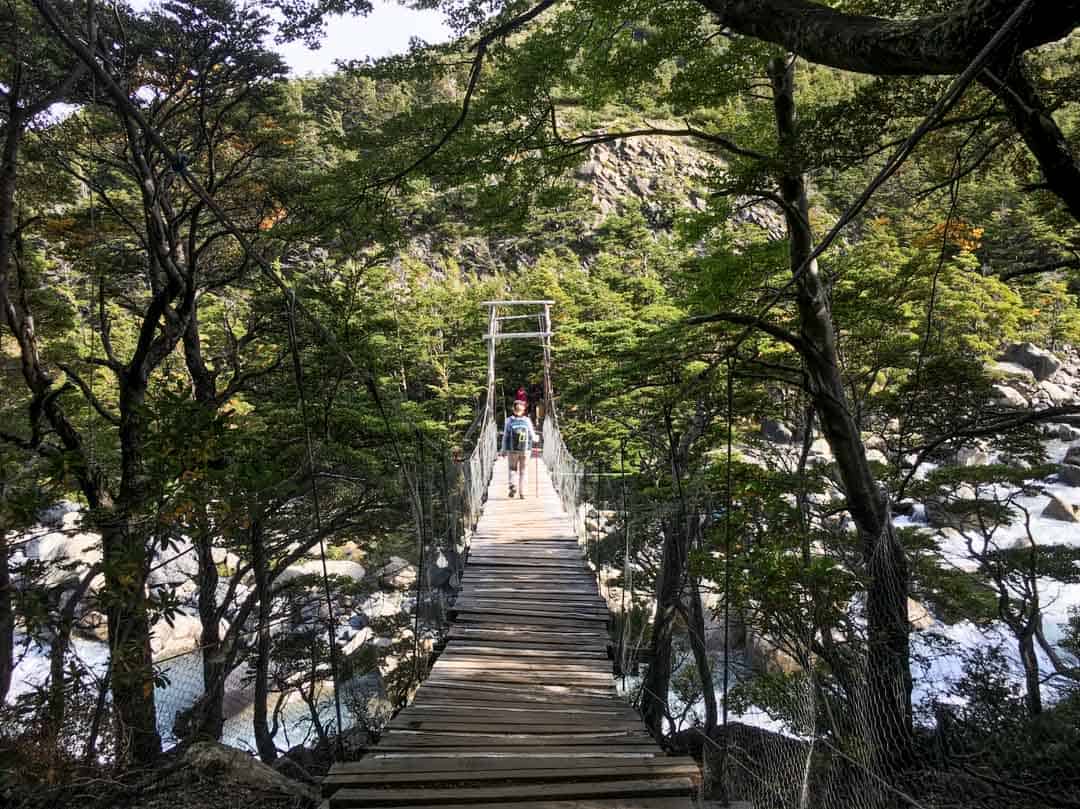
511;420;529;451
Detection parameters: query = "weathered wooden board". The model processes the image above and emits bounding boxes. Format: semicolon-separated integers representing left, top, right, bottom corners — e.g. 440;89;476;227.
328;778;695;807
325;800;692;809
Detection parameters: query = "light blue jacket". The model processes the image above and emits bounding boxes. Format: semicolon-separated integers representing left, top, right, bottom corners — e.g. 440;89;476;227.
501;414;539;452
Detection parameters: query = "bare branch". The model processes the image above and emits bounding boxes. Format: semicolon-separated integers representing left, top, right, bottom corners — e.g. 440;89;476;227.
552;120;768;161
688;311;805;353
999;256;1080;281
374;0;559;189
58;362;120;425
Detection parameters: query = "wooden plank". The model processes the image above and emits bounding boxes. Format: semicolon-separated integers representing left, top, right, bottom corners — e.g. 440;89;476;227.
448;623;604;636
411;691;625;711
329;756;696;776
388;720;645;735
452;610;609;627
455;597;606;609
327;800;691;809
460;578;600;591
365;747;663;760
432;666;613;682
377;731;655;748
453;599;609;615
437;650;608;663
467;547;582;556
437;653;611;669
447;628;610;645
444;636;610;650
436;648;609;661
406;699;635;721
328;778;694;807
394;708;640;725
426;674;614;689
384;725;645;738
416;678;619;697
458;584;603;594
466;561;589;571
437;658;611;674
324;763;699;789
458;587;604;598
434;664;613;679
452;599;608;613
437;650;606;662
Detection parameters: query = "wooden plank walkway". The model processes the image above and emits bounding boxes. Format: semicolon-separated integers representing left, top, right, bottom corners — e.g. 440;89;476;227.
322;455;699;809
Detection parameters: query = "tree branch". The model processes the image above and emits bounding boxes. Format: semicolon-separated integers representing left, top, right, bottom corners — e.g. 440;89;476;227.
999;256;1080;281
374;0;558;189
58;363;120;425
552;120;768;161
698;0;1074;76
688;311;806;353
981;60;1080;222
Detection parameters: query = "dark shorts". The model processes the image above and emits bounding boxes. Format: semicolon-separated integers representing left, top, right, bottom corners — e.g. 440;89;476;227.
507;451;527;471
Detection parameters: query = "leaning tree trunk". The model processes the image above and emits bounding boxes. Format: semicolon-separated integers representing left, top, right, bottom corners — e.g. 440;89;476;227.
1018;628;1042;716
47;566;99;739
251;517;277;764
192;528;226;741
181;312;230;741
687;570;719;735
0;527;12;703
0;114;18;705
769;56;913;773
102;381;162;764
641;514;685;740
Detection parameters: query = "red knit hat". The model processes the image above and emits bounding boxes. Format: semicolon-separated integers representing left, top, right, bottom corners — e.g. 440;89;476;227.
515;387;527;403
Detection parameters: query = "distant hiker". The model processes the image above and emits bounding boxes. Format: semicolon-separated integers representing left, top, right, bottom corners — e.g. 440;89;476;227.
528;381;544;426
501;392;538;499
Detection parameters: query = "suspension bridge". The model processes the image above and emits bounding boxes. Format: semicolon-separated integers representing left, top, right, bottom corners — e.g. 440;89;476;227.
320;302;700;807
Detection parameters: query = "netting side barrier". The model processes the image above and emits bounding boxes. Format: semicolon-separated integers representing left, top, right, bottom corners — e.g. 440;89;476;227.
2;394;499;767
541;412;589;545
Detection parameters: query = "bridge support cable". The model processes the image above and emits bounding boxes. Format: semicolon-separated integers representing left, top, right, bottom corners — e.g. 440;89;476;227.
286;291;346;760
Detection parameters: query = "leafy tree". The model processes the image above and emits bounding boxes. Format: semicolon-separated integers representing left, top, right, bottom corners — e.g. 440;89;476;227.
913;463;1080;715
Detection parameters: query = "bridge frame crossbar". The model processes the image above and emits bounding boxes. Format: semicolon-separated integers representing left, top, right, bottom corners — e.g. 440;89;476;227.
481;300;555;421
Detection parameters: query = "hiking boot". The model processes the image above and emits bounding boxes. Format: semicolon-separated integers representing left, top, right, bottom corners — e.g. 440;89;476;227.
519;491;525;499
508;485;516;498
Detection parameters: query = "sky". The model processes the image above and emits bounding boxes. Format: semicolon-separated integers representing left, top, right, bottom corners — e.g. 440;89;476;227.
126;0;453;75
277;1;452;75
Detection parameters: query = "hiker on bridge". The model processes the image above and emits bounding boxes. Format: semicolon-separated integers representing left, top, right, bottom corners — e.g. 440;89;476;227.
501;389;539;499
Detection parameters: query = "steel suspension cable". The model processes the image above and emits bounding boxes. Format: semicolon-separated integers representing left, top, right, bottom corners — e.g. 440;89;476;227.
286;290;345;760
720;355;735;803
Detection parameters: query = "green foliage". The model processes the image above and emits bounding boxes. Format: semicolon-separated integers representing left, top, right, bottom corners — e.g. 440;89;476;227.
907;539;997;626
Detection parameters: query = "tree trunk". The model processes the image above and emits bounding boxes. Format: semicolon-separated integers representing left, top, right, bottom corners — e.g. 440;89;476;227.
0;110;19;706
1018;627;1042;715
0;525;12;702
3;97;161;759
641;514;683;740
47;567;99;738
101;518;160;764
251;517;277;764
769;56;913;772
699;1;1079;76
982;60;1080;224
193;529;226;740
687;570;718;735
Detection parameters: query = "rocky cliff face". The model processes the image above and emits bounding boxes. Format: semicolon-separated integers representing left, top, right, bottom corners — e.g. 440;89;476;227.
575;135;784;237
405;133;783;275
